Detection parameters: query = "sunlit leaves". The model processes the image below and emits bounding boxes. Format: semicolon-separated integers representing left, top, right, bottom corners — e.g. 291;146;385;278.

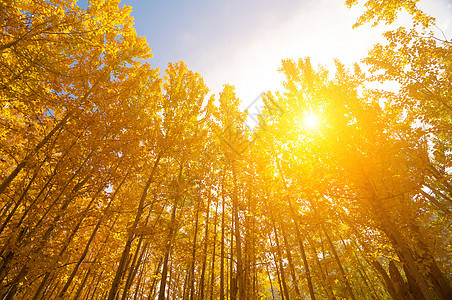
345;0;434;28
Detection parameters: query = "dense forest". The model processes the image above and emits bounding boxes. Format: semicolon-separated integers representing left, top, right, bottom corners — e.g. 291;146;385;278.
1;0;451;299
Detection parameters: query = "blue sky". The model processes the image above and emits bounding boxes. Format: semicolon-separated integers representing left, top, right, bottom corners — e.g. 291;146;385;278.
78;0;452;107
119;0;307;68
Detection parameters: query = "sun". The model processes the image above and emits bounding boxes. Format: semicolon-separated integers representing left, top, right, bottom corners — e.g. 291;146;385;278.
303;114;319;128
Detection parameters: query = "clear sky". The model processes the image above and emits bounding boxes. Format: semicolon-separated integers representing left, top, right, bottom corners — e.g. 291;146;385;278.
80;0;452;108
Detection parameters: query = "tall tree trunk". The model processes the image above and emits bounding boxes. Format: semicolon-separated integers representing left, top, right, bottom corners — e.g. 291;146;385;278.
281;225;302;299
133;257;147;300
73;265;92;300
0;153;93;282
230;208;236;300
1;176;97;298
220;171;226;300
209;202;219;300
371;195;434;300
347;219;399;300
306;234;337;300
122;240;148;300
89;270;104;300
81;269;98;300
321;224;356;300
189;201;200;300
0;157;46;235
59;174;126;298
271;223;290;300
122;209;152;300
389;260;413;300
265;263;276;300
410;223;452;300
199;196;211;300
167;252;173;300
276;159;316;300
272;248;285;300
148;257;163;299
0;111;72;195
231;164;244;299
340;237;378;298
32;193;95;300
16;128;87;229
107;153;161;300
158;183;180;300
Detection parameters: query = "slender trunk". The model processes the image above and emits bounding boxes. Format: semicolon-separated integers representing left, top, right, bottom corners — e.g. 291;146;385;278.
148;257;163;299
347;219;399;300
2;178;98;297
281;225;302;299
33;272;53;300
167;253;173;300
372;259;400;300
294;217;316;299
410;225;452;300
389;260;413;299
243;190;252;300
321;224;356;300
0;111;72;195
276;159;316;300
230;210;235;300
81;269;98;300
40;272;57;299
89;270;104;300
32;195;92;300
73;266;92;300
220;172;226;300
17;173;55;228
306;234;337;300
0;202;13;225
419;189;451;219
122;240;148;300
0;158;92;282
199;196;211;300
371;195;434;300
34;153;94;230
59;218;102;297
182;270;189;300
3;266;28;300
133;257;146;300
0;157;45;236
58;174;126;298
209;202;219;300
122;210;152;300
272;250;285;300
0;72;105;197
344;238;379;299
17;128;86;228
265;263;276;300
231;164;244;300
158;192;179;300
189;202;200;300
271;222;290;300
46;279;60;299
107;154;161;300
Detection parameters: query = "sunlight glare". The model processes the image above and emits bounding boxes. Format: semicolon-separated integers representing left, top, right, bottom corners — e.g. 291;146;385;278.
303;114;319;128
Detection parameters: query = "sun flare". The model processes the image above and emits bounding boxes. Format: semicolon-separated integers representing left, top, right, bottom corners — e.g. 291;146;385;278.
303;114;319;128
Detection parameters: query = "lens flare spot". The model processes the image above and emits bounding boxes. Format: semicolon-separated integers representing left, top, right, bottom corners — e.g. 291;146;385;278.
303;114;318;128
